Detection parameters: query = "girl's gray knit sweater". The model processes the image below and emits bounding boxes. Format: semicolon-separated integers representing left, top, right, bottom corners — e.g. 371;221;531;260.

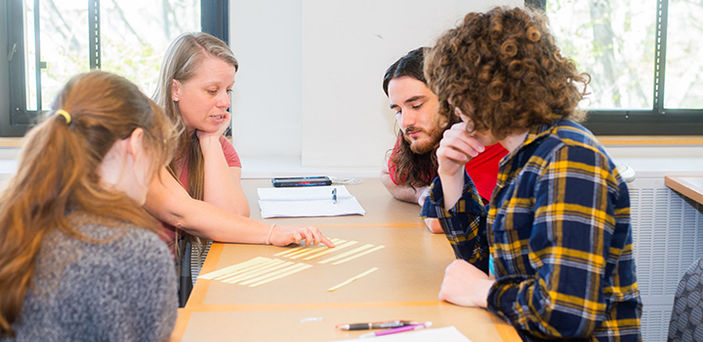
3;213;177;342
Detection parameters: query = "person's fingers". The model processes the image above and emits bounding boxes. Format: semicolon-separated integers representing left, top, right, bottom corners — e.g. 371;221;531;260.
319;234;335;248
307;227;323;246
298;227;312;246
445;122;484;148
293;231;302;243
437;145;470;164
440;132;484;157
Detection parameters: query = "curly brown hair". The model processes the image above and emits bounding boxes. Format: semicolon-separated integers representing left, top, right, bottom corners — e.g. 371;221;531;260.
425;6;590;140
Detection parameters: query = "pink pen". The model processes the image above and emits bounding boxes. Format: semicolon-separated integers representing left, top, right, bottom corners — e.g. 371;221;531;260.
358;321;432;338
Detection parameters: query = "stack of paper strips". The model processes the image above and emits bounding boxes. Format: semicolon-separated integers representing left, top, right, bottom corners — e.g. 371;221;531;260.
257;185;366;218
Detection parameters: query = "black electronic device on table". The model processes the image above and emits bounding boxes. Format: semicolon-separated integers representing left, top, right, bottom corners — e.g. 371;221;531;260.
271;176;332;187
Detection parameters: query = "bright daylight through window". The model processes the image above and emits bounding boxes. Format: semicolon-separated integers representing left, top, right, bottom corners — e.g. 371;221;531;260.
546;0;703;134
20;0;200;111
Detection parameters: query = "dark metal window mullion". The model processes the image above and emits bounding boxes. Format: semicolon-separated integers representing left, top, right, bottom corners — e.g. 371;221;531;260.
653;0;669;114
201;0;229;44
32;0;42;112
88;0;101;70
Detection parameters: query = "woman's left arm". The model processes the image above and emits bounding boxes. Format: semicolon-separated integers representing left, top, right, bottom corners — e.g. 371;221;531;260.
198;133;250;217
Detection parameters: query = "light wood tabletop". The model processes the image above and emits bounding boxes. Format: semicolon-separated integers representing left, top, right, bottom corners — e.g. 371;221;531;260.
665;176;703;205
170;178;521;342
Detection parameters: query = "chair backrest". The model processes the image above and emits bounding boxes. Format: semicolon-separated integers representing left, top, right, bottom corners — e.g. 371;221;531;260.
178;240;192;308
668;257;703;341
190;240;212;286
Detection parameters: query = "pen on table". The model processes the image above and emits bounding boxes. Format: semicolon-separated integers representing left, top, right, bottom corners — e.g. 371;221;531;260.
332;188;338;204
335;320;417;331
358;321;432;338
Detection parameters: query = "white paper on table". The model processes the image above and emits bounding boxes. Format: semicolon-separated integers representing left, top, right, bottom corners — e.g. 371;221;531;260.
257;185;365;218
328;326;472;342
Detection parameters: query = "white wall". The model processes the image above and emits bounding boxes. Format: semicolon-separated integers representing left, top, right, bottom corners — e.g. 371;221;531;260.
606;146;703;177
229;0;522;169
229;0;303;159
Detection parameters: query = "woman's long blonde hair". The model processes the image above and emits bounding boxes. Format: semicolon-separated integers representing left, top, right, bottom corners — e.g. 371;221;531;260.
153;32;238;201
0;71;177;337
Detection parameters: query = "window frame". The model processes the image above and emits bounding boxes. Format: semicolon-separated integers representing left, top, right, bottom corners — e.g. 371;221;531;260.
1;0;228;137
4;0;32;136
536;0;703;135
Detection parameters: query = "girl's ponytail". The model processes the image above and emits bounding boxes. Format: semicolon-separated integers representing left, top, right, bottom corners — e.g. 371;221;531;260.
0;71;176;337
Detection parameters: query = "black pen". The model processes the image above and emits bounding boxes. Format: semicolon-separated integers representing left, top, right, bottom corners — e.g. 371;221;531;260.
335;320;417;331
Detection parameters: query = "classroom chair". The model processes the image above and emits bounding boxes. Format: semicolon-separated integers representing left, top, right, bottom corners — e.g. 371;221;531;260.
668;257;703;341
177;239;212;307
178;241;193;308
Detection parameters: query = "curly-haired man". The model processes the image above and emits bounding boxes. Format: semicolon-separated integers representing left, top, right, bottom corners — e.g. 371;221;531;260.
423;7;642;341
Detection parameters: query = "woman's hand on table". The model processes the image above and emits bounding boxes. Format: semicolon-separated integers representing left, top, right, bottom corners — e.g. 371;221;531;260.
269;224;336;248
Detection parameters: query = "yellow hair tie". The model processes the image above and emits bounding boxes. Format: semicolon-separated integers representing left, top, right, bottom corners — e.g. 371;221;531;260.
55;109;71;124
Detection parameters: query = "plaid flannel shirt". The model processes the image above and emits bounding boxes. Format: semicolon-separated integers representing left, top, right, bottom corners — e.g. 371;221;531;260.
422;119;642;341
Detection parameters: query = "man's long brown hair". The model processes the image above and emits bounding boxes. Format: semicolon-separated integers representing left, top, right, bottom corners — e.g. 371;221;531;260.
383;48;458;187
0;71;177;337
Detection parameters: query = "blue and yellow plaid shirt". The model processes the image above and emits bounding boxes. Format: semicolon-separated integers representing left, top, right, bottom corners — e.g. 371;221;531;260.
422;119;642;341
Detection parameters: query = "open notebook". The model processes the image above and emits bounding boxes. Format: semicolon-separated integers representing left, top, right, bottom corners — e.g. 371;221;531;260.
257;185;366;218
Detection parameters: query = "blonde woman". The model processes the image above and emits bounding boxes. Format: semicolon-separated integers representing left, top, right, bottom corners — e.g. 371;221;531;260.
148;33;334;302
0;71;177;340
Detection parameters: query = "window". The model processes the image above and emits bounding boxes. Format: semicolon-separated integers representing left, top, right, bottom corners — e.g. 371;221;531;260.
2;0;227;136
544;0;703;135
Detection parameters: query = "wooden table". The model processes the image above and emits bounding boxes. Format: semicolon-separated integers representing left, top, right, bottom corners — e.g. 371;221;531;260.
665;176;703;205
170;178;520;342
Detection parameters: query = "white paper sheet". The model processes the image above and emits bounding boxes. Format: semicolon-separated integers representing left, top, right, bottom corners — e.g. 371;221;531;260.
329;326;472;341
257;185;366;218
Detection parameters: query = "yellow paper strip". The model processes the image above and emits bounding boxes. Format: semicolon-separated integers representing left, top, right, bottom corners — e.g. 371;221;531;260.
237;262;303;285
274;246;306;257
198;256;270;280
216;258;281;283
302;240;358;261
331;245;385;265
221;260;292;284
214;258;283;281
286;245;330;259
319;244;374;264
248;264;313;287
287;238;346;259
327;267;379;292
274;238;344;257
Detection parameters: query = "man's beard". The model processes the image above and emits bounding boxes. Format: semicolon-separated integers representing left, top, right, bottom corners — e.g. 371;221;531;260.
404;126;442;154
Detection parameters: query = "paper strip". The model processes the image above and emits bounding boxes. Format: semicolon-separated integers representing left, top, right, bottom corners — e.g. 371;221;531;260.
331;245;385;265
302;240;358;260
221;260;293;284
274;238;345;257
327;267;379;292
198;256;270;280
248;264;313;287
319;244;375;264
